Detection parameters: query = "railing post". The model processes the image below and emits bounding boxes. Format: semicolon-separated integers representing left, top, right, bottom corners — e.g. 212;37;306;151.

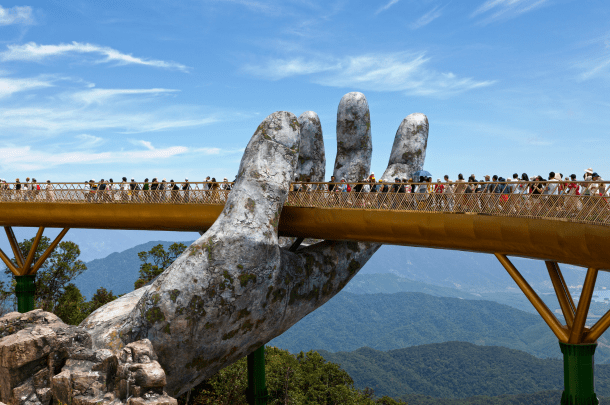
246;345;268;405
15;275;36;313
559;342;598;405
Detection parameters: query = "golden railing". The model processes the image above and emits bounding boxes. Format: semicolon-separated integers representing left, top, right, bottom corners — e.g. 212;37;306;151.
1;180;609;227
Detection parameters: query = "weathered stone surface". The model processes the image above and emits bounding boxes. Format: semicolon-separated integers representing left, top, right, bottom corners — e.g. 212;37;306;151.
296;111;325;182
0;310;92;405
334;92;372;182
0;312;174;405
81;286;149;352
381;113;429;181
132;362;166;388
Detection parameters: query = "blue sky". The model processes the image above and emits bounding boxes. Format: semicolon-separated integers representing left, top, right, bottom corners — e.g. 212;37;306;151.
0;0;609;183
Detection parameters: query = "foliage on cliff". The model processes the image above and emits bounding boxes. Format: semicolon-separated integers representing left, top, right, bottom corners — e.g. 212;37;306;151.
177;346;404;405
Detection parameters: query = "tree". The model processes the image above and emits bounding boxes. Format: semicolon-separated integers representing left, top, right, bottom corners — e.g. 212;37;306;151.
54;283;88;325
3;236;87;313
134;243;187;289
177;347;407;405
88;287;118;313
54;286;119;326
0;280;15;316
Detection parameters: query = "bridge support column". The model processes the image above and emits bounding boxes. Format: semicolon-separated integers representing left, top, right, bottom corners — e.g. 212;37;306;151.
0;226;70;313
559;342;598;405
495;255;609;405
246;346;268;405
16;275;36;313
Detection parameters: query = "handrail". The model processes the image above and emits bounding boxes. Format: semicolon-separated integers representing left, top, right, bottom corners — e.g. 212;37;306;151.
0;181;609;227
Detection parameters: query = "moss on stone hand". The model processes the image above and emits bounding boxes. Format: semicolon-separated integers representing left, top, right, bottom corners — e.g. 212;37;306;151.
245;198;256;213
169;289;180;303
238;273;256;287
145;307;165;324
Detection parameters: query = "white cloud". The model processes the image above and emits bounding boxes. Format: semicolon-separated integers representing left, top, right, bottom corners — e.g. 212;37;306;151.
71;88;179;105
0;76;53;98
243;58;339;80
578;57;610;81
245;52;495;97
0;145;190;171
0;105;218;135
211;0;274;13
375;0;400;15
0;5;34;26
471;0;549;24
410;5;443;29
570;34;610;81
0;142;245;171
75;134;104;147
0;42;190;72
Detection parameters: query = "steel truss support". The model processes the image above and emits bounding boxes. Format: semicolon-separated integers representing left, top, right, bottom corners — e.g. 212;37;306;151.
495;254;604;405
495;254;569;341
0;226;70;313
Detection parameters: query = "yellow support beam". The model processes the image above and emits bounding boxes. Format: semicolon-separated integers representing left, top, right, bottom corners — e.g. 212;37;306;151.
22;227;44;275
546;261;575;328
495;253;569;342
5;226;25;268
584;309;610;343
29;228;69;275
0;246;20;276
569;268;598;344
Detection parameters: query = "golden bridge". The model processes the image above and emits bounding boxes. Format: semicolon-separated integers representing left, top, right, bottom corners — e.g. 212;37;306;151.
1;180;609;404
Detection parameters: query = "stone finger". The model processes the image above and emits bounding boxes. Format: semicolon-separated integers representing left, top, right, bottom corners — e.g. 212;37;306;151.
381;113;429;181
333;92;372;182
295;111;325;182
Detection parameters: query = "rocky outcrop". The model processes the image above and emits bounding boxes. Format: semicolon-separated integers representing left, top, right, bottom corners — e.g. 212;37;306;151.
0;310;176;405
296;111;325;182
333;92;372;182
382;113;429;181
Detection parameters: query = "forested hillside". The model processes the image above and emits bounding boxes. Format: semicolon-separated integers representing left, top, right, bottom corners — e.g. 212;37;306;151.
318;342;610;399
269;291;610;363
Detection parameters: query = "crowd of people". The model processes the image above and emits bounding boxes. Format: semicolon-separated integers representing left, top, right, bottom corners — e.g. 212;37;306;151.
287;168;609;216
0;169;607;218
0;176;234;203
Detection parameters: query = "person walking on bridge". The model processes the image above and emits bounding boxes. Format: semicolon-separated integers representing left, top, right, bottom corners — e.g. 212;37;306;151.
14;179;21;201
151;178;159;203
182;178;191;203
120;177;129;203
160;179;167;203
45;180;55;202
170;180;179;203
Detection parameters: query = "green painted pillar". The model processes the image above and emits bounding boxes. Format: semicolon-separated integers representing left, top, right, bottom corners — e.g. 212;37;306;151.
559;342;599;405
16;275;36;313
247;345;268;405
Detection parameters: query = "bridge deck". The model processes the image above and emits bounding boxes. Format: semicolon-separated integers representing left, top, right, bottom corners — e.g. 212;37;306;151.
0;181;609;270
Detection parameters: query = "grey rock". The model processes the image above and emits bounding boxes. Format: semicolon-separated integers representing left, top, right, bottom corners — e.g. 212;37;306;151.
0;311;174;405
296;111;325;182
131;362;166;388
334;92;372;182
381;113;429;181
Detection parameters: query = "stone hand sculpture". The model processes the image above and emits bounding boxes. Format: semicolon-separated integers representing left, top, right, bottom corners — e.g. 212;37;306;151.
76;92;430;398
